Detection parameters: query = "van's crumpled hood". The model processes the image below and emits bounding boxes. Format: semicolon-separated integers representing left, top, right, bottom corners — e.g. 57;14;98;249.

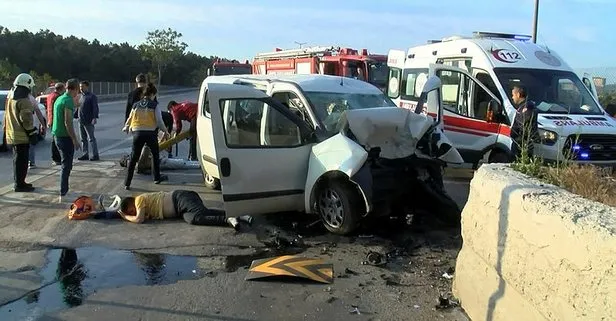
304;107;463;214
339;107;464;163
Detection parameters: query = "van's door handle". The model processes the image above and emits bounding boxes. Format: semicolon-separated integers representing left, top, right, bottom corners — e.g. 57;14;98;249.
220;158;231;177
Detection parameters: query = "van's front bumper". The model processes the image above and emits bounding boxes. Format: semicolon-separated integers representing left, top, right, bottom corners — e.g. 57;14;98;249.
535;135;616;166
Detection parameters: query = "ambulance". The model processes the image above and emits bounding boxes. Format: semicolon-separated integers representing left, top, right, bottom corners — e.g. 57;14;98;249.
387;31;616;167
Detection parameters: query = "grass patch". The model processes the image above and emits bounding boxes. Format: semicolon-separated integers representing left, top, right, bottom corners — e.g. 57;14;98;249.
510;139;616;207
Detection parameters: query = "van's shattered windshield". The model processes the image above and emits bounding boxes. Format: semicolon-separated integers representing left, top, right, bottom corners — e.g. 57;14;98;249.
494;68;603;115
304;91;397;133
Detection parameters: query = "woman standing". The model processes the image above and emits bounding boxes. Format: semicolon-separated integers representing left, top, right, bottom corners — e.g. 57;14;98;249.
122;83;170;190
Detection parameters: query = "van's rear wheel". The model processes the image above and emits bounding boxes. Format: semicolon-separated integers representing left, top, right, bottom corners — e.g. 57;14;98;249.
317;180;362;235
204;172;220;190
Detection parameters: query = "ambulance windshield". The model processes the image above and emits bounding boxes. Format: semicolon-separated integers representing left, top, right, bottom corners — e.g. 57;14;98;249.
304;91;397;133
494;68;602;115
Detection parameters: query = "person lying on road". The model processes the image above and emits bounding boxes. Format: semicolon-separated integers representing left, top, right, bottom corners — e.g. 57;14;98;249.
118;190;252;230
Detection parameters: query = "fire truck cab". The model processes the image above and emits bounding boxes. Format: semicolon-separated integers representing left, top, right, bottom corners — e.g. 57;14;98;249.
387;31;616;167
252;46;389;92
207;59;252;76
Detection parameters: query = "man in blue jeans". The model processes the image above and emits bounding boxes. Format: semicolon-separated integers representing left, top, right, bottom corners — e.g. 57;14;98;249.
77;81;99;161
52;78;81;200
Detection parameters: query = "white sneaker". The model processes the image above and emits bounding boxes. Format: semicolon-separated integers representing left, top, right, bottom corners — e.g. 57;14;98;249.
227;217;239;230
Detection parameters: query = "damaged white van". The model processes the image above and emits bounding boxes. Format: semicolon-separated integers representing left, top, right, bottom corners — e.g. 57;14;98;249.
387;31;616;167
196;72;464;235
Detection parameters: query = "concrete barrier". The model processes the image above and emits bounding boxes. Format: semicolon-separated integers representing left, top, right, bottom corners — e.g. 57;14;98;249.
453;163;616;321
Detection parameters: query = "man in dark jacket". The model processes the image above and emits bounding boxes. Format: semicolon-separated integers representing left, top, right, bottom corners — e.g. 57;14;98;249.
125;73;149;122
510;85;538;160
77;81;99;161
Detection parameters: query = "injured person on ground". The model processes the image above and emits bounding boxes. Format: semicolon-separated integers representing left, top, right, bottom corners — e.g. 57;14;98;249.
94;190;252;230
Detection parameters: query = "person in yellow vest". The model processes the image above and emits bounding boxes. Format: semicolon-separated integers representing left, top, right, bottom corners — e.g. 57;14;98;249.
4;73;39;192
118;190;253;230
122;83;171;189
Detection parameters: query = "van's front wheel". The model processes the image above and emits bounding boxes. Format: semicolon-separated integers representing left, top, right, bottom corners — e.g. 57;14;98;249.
317;180;362;235
204;172;220;190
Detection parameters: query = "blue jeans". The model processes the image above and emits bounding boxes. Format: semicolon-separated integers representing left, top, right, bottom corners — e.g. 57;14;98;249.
55;136;75;195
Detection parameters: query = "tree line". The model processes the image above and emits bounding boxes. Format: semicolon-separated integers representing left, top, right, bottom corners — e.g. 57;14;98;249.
0;26;228;93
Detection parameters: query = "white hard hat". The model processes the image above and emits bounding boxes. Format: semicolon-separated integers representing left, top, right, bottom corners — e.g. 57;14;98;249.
13;73;35;89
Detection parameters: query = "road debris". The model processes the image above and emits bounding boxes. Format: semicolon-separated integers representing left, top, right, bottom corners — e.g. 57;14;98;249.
435;294;459;310
245;255;333;284
362;251;387;266
349;305;361;315
441;272;454;280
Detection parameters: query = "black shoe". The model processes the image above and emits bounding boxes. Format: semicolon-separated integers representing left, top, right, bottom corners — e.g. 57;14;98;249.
125;186;130;190
14;185;35;192
78;154;89;161
238;215;254;226
90;156;100;161
154;175;168;184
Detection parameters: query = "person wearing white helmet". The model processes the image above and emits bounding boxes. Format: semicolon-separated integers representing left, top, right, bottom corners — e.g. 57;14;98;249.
4;73;39;192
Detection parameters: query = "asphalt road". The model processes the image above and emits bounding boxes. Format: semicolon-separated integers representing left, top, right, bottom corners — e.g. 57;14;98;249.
0;91;473;321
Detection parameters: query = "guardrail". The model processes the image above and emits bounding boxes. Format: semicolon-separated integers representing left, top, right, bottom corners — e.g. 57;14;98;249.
87;82;198;102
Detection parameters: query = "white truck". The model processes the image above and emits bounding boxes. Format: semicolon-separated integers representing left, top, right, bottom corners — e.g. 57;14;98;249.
387;31;616;167
195;73;465;235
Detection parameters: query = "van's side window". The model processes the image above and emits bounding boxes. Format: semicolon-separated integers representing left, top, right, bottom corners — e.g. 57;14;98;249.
387;68;401;98
438;70;469;115
272;91;308;122
219;98;302;148
400;68;429;100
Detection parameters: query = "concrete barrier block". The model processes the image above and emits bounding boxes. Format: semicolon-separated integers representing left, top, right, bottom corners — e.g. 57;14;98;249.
453;163;616;321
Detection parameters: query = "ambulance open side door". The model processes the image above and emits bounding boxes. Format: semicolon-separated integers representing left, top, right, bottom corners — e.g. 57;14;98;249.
427;64;507;164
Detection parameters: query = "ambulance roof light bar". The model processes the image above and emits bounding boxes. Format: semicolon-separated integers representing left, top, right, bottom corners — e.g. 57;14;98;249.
255;46;341;59
472;31;532;41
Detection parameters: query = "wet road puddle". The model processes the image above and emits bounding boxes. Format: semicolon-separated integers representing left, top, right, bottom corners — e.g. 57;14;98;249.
0;246;200;321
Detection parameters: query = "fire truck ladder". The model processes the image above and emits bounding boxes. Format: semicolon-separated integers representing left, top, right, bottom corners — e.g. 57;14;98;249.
254;46;340;60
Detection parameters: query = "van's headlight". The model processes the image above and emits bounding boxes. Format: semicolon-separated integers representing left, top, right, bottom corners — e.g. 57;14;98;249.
538;129;558;146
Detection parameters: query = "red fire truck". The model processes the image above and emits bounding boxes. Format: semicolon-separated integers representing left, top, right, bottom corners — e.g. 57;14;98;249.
207;59;252;76
251;46;389;91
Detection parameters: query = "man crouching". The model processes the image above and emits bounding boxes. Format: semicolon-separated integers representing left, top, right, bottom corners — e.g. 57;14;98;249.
118;190;252;230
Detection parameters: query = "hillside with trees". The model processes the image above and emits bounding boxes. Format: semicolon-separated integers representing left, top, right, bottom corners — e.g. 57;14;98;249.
0;26;225;92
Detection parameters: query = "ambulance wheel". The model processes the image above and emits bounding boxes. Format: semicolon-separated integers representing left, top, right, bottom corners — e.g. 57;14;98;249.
489;151;510;163
316;179;362;235
204;172;220;190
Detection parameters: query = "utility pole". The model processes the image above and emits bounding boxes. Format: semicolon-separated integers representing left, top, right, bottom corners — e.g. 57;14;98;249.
294;41;307;48
532;0;539;43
